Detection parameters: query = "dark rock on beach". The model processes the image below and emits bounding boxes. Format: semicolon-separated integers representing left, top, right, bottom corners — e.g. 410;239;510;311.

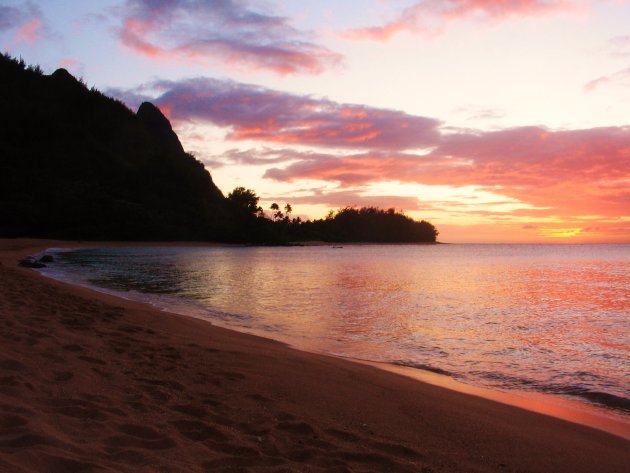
18;257;46;268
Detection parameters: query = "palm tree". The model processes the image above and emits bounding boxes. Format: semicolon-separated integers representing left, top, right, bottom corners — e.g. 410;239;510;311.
270;202;283;221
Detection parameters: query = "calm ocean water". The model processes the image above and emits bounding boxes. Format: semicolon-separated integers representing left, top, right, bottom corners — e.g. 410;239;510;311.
40;244;629;417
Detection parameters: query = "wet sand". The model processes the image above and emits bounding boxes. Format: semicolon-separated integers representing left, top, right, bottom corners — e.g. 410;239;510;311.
1;239;629;472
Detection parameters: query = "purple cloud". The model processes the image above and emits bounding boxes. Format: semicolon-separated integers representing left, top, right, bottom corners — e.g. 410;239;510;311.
0;2;40;32
0;2;45;45
117;0;342;75
109;77;442;150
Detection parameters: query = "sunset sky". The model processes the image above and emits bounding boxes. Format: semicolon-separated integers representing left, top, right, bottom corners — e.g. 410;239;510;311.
2;0;629;243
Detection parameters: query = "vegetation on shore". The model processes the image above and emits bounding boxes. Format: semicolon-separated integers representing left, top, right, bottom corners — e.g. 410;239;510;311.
0;54;438;244
227;187;437;243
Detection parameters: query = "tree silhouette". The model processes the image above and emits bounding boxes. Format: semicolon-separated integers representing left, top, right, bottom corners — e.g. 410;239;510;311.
270;203;283;221
228;187;263;216
284;203;292;222
283;206;438;243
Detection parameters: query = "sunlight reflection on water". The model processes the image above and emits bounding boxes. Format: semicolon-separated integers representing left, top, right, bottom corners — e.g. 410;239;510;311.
43;244;630;415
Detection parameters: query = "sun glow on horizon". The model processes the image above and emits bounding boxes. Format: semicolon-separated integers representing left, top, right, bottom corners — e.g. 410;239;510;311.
540;228;585;239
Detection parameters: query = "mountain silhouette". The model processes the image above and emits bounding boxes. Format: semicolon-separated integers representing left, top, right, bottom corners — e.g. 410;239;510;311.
0;54;231;241
137;102;185;155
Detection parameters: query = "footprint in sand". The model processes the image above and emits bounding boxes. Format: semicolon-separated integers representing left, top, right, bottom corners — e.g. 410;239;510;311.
170;420;228;442
106;424;177;450
169;404;208;418
53;371;74;382
46;398;109;421
78;355;106;365
0;412;29;429
62;344;83;352
0;359;27;371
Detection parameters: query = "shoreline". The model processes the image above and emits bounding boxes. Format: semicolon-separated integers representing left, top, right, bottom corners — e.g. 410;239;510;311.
29;240;630;439
1;238;629;472
35;276;630;441
359;359;630;441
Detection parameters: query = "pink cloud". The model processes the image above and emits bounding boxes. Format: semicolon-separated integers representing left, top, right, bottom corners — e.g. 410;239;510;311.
14;18;42;44
345;0;570;41
260;126;630;218
117;0;342;75
120;17;165;58
430;127;630;216
58;57;78;69
583;67;630;92
262;151;449;185
109;78;441;150
583;76;610;92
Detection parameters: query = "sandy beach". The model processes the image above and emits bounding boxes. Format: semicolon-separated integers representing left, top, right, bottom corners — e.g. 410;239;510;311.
1;239;628;473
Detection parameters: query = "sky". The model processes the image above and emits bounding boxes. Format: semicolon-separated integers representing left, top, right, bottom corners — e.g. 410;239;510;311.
2;0;629;243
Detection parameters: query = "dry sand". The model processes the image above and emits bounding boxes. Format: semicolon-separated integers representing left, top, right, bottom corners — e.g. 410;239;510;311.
0;239;628;473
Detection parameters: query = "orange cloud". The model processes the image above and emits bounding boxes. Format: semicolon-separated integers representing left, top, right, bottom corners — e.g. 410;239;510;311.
259;126;630;219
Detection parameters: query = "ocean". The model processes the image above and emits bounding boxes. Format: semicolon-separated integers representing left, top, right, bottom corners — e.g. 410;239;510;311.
39;244;629;421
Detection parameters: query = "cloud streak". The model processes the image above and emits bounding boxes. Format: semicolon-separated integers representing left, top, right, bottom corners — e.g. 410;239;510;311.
117;0;342;75
262;151;449;185
268;189;426;213
584;67;630;92
345;0;570;41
